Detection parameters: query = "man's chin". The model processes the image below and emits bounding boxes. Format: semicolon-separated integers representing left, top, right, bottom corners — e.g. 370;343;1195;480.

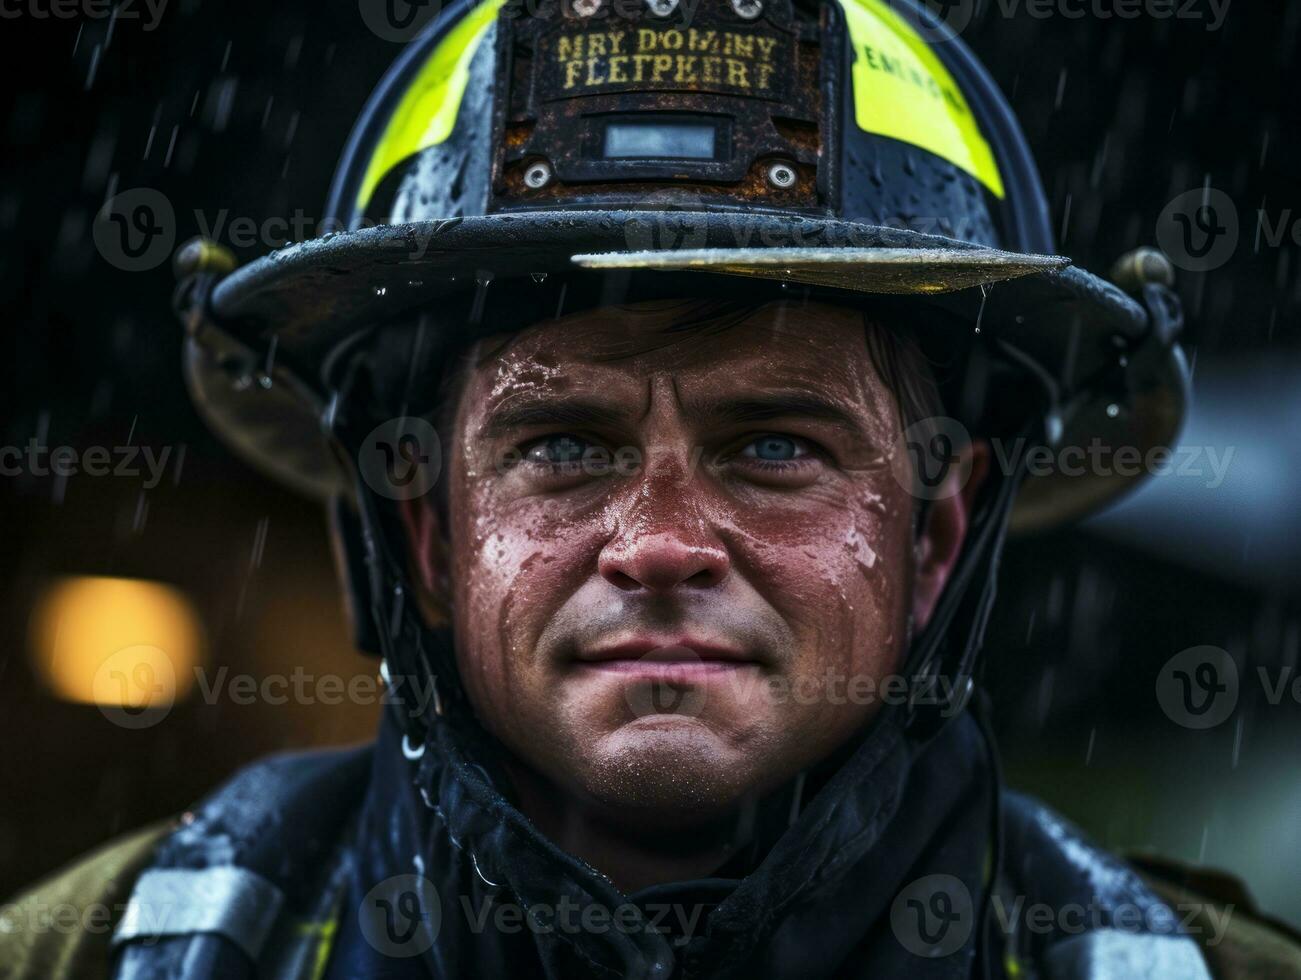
569;718;761;820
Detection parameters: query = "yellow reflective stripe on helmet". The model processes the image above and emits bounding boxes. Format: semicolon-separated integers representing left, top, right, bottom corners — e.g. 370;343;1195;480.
356;0;506;213
837;0;1005;199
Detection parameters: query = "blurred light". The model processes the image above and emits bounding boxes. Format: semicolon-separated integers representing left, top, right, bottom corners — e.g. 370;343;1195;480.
1091;357;1301;590
28;576;201;709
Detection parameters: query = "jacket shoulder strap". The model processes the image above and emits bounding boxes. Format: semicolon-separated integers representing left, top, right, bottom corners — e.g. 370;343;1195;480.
112;745;371;980
0;821;172;980
997;791;1213;979
1134;855;1301;980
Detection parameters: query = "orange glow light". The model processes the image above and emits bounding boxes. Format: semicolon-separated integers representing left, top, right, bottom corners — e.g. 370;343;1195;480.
29;576;201;709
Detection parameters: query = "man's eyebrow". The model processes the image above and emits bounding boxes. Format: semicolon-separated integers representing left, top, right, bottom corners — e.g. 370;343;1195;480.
478;392;869;437
480;398;630;436
704;394;867;432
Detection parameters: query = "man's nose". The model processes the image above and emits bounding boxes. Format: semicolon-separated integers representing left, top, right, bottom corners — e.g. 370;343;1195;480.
598;530;731;593
598;462;731;593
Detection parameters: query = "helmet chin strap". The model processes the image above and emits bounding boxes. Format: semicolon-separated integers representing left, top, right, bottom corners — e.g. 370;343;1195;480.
352;472;452;746
327;355;465;751
899;420;1033;741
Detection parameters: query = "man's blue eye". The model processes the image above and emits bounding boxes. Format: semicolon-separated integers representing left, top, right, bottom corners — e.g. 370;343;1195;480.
528;435;587;464
744;435;802;461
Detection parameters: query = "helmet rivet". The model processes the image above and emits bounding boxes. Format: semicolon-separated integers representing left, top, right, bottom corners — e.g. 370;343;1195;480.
173;236;238;281
766;160;797;189
1110;246;1175;293
523;160;554;190
730;0;763;19
572;0;602;17
647;0;678;15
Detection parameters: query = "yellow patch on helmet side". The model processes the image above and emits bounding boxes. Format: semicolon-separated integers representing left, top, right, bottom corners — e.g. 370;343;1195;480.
837;0;1005;199
356;0;506;214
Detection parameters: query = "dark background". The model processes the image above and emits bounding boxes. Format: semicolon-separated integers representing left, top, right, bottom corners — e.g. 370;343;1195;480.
2;0;1298;923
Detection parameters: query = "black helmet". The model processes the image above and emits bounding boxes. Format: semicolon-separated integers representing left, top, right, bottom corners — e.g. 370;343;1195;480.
174;0;1188;731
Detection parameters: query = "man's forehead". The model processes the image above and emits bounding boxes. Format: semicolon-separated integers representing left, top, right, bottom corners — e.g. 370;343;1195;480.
463;299;889;413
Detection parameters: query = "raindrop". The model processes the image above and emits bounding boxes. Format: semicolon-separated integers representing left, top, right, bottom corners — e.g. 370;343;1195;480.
974;282;991;334
205;77;239;134
389;584;406;639
250;517;270;569
171;445;187;486
264;334;279;377
530;272;548;283
163;127;179;168
85;44;101;90
132;491;149;533
285;35;304;70
471;277;491;323
283;111;301;149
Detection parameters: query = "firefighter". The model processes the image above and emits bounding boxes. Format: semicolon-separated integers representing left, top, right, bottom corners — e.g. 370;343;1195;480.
5;0;1299;976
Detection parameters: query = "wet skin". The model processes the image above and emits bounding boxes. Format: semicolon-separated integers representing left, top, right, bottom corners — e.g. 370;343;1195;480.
402;299;977;879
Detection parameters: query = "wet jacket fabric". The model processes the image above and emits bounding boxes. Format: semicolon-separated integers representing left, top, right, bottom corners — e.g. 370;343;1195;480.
4;706;1296;978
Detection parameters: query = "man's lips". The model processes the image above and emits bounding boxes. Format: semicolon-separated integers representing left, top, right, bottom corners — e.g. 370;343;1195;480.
573;639;762;676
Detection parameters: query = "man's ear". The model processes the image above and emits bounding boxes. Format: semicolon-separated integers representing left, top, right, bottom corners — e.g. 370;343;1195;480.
397;494;452;628
910;440;990;632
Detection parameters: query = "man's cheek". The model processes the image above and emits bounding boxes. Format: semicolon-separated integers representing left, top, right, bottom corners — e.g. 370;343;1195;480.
458;495;563;596
456;520;597;668
736;517;887;619
758;525;908;684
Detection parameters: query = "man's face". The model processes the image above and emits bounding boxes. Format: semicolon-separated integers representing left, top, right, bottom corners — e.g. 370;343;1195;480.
432;300;949;825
